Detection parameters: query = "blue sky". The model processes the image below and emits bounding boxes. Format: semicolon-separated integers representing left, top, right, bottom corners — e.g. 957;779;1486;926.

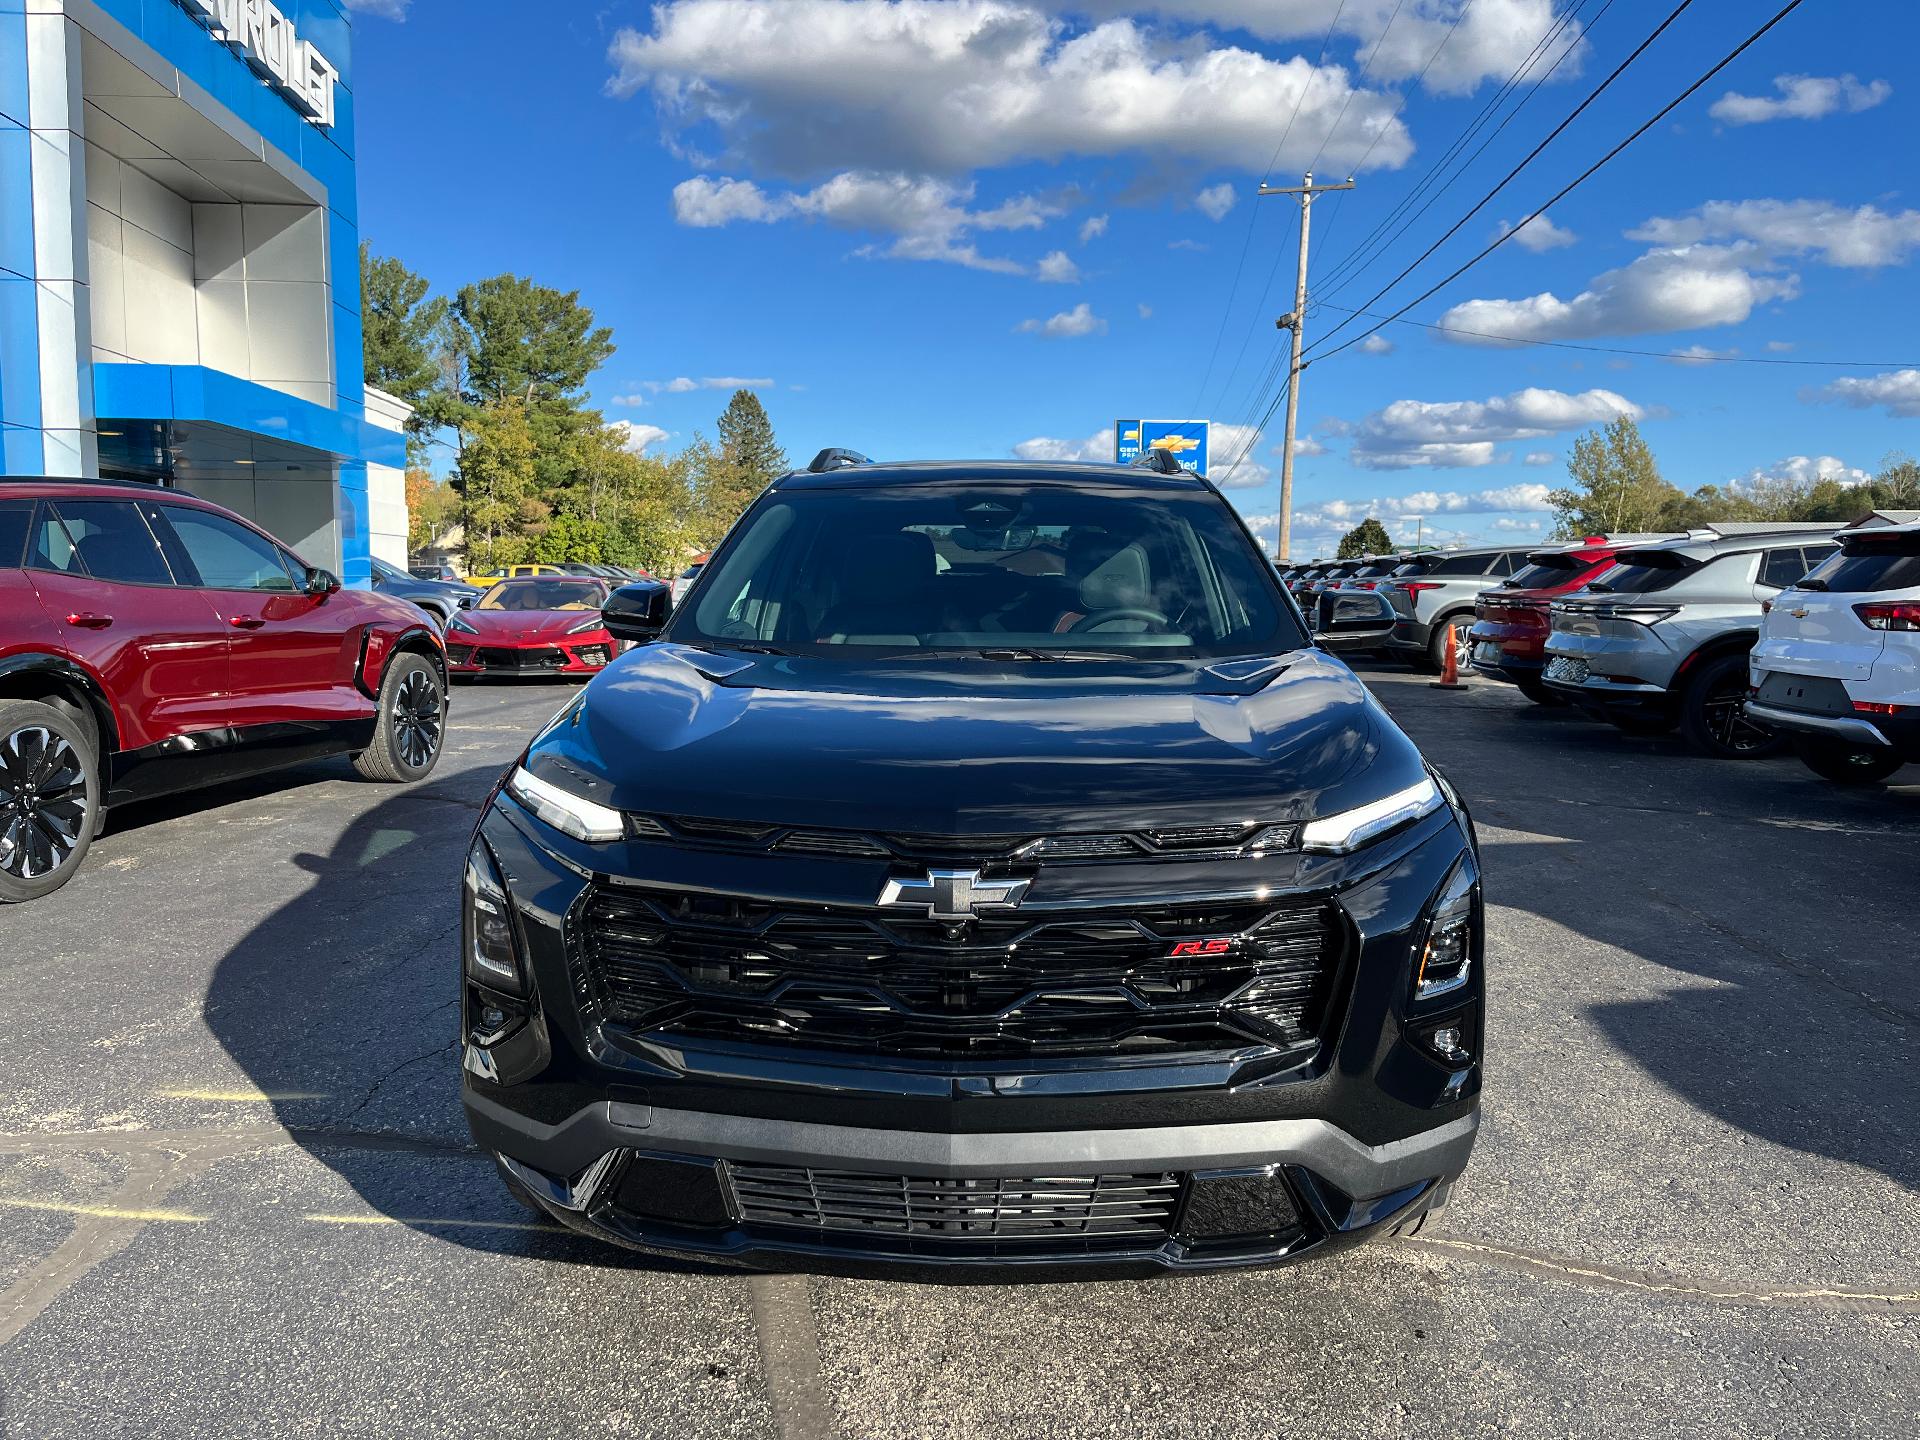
348;1;1920;557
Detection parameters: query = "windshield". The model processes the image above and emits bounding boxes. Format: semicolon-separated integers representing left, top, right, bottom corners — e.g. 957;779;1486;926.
674;483;1306;659
477;578;607;611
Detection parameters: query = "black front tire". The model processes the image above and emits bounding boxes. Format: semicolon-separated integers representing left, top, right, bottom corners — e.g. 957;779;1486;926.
1424;619;1469;674
0;699;101;905
352;653;447;782
1792;736;1907;784
1681;653;1783;759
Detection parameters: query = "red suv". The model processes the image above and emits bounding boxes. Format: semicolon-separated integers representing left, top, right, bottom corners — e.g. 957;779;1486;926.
0;478;450;903
1466;538;1640;705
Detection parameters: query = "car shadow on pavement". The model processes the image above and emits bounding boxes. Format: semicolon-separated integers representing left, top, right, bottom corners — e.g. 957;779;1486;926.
196;758;731;1274
1404;676;1920;1196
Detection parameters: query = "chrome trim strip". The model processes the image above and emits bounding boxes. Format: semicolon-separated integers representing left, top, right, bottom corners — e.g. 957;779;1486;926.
1744;700;1891;748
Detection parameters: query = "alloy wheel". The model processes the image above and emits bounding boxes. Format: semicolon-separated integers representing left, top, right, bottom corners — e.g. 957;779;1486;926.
392;670;444;770
0;727;90;881
1702;682;1772;754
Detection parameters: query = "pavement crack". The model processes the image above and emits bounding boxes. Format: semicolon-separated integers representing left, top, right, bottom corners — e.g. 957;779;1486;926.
336;1038;461;1124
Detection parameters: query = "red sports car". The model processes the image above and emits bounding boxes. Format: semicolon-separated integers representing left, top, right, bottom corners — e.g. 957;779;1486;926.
445;577;620;679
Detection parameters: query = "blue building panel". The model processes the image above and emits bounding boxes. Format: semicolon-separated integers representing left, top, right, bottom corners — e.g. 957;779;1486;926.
0;10;27;129
0;274;42;431
0;118;34;281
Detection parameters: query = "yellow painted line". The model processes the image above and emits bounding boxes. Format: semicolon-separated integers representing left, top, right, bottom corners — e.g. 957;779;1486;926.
0;1197;210;1224
157;1089;329;1102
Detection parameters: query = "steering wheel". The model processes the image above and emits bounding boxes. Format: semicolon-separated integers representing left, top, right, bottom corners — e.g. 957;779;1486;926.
1071;607;1169;633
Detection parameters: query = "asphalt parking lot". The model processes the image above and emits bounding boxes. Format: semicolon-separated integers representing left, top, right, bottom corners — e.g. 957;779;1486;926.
1;662;1915;1439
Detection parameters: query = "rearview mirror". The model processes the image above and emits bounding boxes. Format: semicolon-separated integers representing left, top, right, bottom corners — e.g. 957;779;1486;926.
1311;592;1395;653
305;567;341;597
602;580;672;643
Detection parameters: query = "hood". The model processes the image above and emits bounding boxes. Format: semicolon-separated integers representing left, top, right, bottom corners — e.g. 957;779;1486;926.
458;609;604;642
527;645;1430;834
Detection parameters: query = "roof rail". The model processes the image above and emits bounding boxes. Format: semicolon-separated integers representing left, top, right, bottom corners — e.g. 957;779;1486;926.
806;447;870;474
1132;448;1186;476
0;474;163;489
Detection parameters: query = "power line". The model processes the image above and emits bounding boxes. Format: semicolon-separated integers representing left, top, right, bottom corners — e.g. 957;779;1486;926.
1307;0;1694;362
1314;304;1920;367
1313;0;1599;301
1306;0;1405;176
1306;0;1811;367
1188;1;1349;415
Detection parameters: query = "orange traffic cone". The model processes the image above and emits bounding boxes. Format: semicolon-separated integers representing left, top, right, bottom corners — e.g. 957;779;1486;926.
1429;623;1466;690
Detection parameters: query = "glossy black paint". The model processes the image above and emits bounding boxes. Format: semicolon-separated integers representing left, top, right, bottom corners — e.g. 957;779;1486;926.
105;717;379;808
600;580;673;644
463;460;1482;1272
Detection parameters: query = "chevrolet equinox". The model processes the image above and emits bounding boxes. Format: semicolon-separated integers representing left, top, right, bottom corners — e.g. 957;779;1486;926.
460;452;1483;1275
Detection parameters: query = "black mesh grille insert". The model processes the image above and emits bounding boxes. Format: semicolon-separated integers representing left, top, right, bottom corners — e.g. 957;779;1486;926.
575;886;1341;1059
728;1165;1181;1244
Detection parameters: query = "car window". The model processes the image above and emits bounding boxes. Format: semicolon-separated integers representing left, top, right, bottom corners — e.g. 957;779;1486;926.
0;498;32;568
476;578;608;611
1760;547;1814;589
42;501;175;586
1588;552;1700;594
160;508;300;592
1805;532;1920;593
27;506;84;574
1487;553;1514;576
1426;553;1496;576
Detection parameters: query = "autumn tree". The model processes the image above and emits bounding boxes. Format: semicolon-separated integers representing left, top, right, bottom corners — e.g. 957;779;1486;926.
1550;416;1682;537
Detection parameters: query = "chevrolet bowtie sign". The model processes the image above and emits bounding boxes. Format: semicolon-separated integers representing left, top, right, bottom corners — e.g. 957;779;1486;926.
877;868;1031;923
179;0;340;130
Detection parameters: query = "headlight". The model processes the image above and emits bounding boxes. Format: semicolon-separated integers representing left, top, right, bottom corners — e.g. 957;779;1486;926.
1299;777;1444;854
463;838;524;993
1415;853;1478;1001
565;613;605;635
505;765;623;842
448;613;478;634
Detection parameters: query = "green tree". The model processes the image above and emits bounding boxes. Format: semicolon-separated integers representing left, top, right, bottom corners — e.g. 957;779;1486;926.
360;245;449;453
405;469;459;554
458;401;547;570
451;275;615;413
716;389;787;489
1336;517;1394;559
1549;416;1682;537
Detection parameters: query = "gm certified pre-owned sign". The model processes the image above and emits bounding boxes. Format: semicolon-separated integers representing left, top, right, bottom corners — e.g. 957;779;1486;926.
1115;419;1210;477
178;0;340;129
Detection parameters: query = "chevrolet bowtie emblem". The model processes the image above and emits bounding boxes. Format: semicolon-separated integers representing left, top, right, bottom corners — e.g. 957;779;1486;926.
1788;607;1810;619
877;868;1031;922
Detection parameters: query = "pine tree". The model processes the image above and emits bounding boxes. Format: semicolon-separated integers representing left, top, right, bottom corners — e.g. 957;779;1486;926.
716;389;788;490
359;245;447;451
1336;518;1394;559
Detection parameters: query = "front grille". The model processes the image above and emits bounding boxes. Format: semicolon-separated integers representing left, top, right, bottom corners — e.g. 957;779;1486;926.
623;816;1301;864
728;1164;1181;1245
474;645;565;671
574;886;1341;1059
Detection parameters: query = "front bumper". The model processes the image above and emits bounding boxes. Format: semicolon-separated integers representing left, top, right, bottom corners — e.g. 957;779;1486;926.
461;790;1484;1273
1540;629;1678;710
473;1093;1473;1275
447;639;613;676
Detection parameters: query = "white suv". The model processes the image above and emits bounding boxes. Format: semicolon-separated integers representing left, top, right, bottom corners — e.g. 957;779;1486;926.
1746;521;1920;784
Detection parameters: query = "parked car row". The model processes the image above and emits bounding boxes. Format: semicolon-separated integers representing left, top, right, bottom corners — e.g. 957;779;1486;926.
1301;522;1916;786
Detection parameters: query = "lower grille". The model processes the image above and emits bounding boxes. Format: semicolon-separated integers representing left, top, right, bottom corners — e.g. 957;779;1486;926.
728;1164;1181;1244
575;886;1341;1059
474;645;565;670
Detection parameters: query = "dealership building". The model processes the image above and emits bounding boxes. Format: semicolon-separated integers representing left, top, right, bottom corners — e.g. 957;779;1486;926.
2;0;401;584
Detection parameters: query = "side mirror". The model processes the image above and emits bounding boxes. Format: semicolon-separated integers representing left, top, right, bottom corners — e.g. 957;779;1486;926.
1311;591;1395;653
602;579;672;643
305;567;341;597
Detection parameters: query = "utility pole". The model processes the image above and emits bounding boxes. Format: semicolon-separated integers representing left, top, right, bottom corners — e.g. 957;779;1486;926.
1260;171;1353;562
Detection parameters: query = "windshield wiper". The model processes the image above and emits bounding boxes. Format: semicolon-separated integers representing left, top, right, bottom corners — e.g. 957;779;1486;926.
724;641;790;655
975;646;1140;662
1797;577;1829;592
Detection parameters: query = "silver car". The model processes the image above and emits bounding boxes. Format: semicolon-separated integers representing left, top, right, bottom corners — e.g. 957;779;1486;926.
1381;546;1540;671
1541;523;1842;757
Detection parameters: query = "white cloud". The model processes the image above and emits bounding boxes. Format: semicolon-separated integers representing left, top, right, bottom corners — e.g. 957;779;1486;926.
1016;302;1106;338
611;2;1413;178
1765;340;1795;353
638;376;774;394
1208;422;1272;489
1709;74;1890;126
1293;482;1556;528
1437;245;1798;344
1351;387;1640;470
672;170;1056;273
1523;451;1556;466
343;0;409;16
1079;213;1109;243
1195;182;1237;222
1014;429;1113;462
1137;302;1154;319
1036;249;1081;283
1629;200;1920;270
1358;334;1394;355
1497;214;1577;251
1489;516;1544;532
610;421;671;454
1804;369;1920;419
1168;238;1207;252
610;393;650;407
1733;454;1872;490
1288;434;1328;456
1063;0;1588;98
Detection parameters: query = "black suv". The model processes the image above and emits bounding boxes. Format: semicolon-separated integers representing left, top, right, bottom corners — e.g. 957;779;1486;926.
461;455;1483;1274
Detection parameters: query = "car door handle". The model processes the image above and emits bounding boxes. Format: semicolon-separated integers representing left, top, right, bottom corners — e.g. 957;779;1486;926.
66;612;114;630
229;616;267;630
